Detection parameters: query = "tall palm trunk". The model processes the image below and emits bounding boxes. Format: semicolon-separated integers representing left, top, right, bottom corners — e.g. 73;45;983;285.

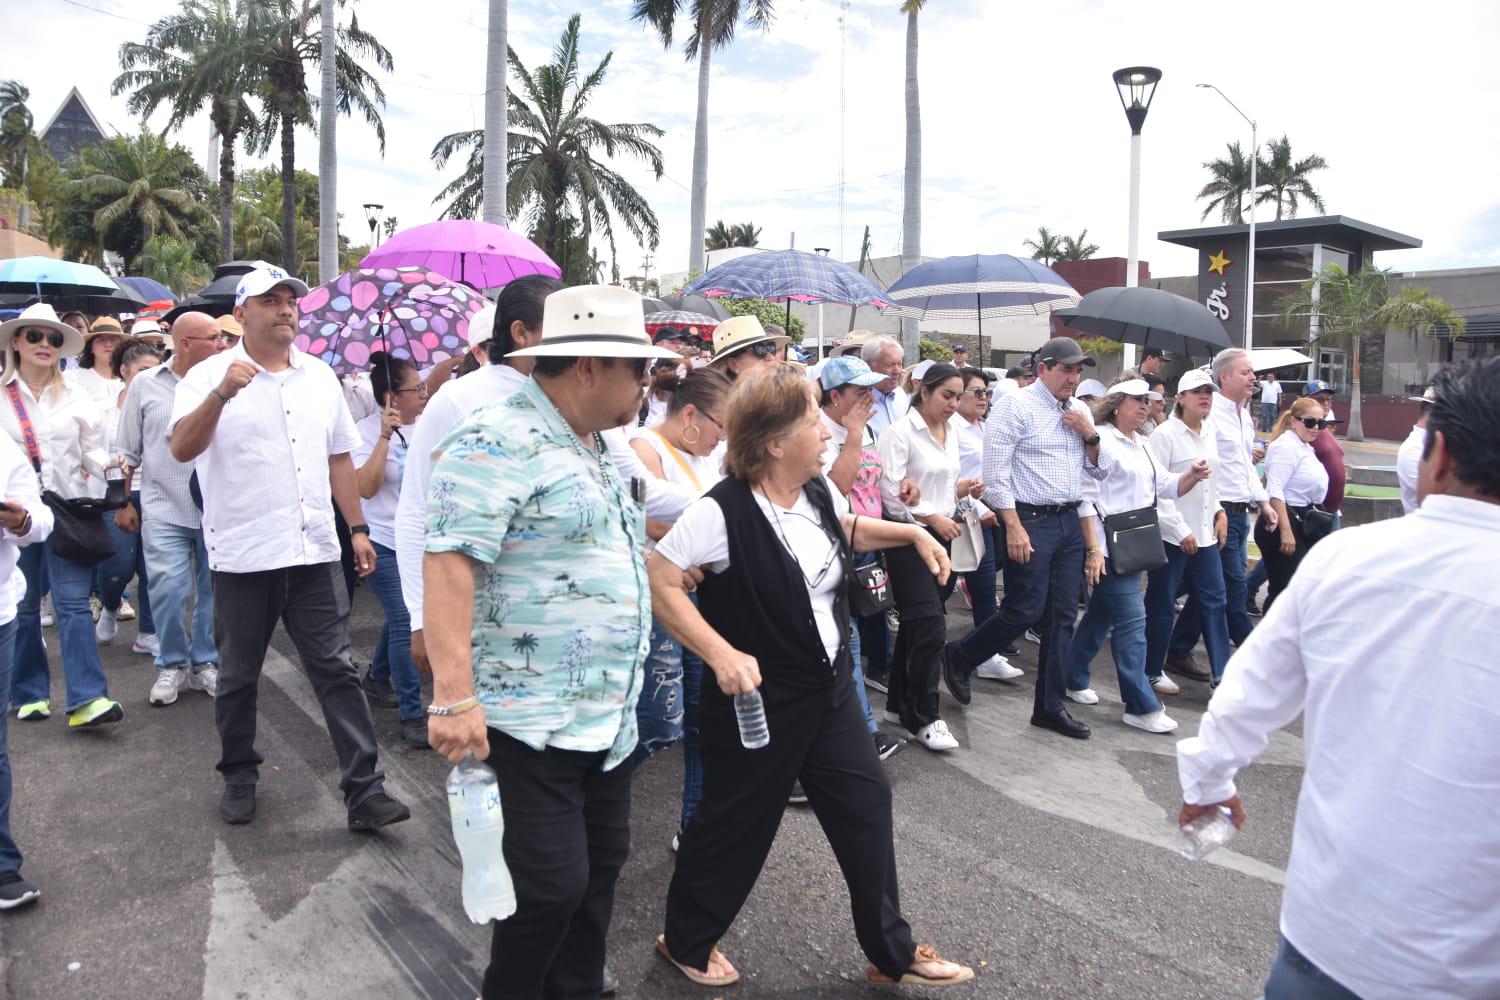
317;0;337;281
1347;338;1364;441
481;0;507;225
899;7;921;360
217;132;236;263
688;28;711;275
279;94;297;274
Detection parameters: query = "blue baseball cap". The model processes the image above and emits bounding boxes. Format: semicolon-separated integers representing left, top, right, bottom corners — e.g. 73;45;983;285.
1305;379;1333;395
819;355;886;391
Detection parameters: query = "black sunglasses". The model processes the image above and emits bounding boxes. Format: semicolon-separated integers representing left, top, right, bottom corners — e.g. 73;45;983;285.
748;341;781;359
23;330;67;349
1298;417;1332;430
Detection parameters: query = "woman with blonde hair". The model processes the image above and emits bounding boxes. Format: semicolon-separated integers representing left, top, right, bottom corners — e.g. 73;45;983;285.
1255;396;1331;609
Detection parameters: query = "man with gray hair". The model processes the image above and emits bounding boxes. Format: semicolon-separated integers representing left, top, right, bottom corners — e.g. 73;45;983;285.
1165;348;1277;683
861;336;908;438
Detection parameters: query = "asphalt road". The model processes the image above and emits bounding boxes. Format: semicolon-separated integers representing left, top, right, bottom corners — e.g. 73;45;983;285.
0;584;1301;999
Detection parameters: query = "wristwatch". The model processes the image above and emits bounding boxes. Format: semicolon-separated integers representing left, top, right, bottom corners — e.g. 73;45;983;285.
349;523;370;536
1084;433;1101;447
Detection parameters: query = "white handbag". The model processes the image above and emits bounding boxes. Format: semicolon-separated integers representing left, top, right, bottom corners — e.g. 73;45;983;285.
948;498;986;573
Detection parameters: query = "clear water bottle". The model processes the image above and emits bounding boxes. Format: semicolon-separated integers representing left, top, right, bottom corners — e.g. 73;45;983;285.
734;689;770;749
447;754;517;923
1176;806;1238;860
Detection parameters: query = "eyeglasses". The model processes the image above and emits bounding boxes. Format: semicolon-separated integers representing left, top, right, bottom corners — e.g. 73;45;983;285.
1298;417;1332;430
178;335;228;346
391;383;429;397
23;330;66;349
699;410;724;431
963;388;992;399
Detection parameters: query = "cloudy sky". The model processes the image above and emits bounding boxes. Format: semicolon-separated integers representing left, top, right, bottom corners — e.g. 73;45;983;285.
6;0;1498;283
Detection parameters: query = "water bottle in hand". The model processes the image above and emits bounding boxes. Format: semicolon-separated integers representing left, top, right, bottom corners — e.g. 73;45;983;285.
734;689;769;749
1176;806;1237;860
447;754;517;923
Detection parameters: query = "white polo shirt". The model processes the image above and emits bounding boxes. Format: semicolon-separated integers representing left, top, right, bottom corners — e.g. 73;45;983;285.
169;342;360;574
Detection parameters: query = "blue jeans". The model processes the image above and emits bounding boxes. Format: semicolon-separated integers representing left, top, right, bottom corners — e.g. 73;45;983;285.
141;519;217;670
99;495;154;635
0;618;20;873
1260;401;1278;433
1147;543;1233;681
847;622;878;735
961;524;1003;629
1170;508;1253;656
1263;935;1361;999
364;542;423;722
12;541;110;711
1246;555;1268;608
634;617;684;762
1065;570;1160;716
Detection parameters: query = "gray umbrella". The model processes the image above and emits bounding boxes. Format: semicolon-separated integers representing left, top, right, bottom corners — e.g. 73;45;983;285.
1054;285;1231;359
663;293;731;321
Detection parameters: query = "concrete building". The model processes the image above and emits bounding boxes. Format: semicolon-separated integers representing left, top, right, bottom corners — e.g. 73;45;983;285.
38;87;107;164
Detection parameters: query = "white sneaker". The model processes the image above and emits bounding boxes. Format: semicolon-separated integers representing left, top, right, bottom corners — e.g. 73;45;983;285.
1024;629;1042;644
975;655;1023;681
39;596;54;628
882;710;903;726
132;633;160;657
116;598;136;621
1065;688;1099;705
1123;709;1179;734
95;609;118;645
1150;673;1181;695
916;719;959;752
189;665;219;698
149;668;188;706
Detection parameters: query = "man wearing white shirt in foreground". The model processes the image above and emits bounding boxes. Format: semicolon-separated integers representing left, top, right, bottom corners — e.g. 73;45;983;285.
169;263;408;832
1177;356;1500;1000
1395;385;1433;514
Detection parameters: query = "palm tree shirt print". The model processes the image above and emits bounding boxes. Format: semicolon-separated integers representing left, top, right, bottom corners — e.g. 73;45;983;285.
424;380;650;771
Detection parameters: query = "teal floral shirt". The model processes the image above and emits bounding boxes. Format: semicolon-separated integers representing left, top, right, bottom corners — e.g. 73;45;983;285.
424;378;649;770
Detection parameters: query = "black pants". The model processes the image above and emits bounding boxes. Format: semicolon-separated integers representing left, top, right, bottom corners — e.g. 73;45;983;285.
884;532;957;730
663;674;916;981
1254;508;1317;611
482;731;632;1000
212;561;383;807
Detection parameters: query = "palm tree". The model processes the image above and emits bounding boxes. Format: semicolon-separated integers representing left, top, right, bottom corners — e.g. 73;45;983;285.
317;0;336;281
1057;229;1099;262
511;632;540;674
631;0;776;275
704;219;760;250
138;234;213;296
1255;135;1327;221
69;133;202;252
483;0;507;224
114;0;260;264
431;15;664;274
0;80;34;186
1279;264;1466;440
899;0;927;359
244;0;391;274
1023;226;1064;266
1197;141;1255;223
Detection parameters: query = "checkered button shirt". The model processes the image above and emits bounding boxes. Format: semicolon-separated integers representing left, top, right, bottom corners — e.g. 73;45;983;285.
116;363;200;529
982;379;1112;510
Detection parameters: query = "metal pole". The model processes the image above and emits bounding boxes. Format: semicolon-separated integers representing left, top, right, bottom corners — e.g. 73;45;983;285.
1245;119;1257;350
1123;130;1141;372
817;303;824;359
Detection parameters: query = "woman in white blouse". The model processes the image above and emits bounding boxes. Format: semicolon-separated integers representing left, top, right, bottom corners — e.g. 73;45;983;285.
1064;378;1209;735
1255;396;1330;609
1143;369;1231;692
877;362;980;752
950;368;1017;655
0;305;122;729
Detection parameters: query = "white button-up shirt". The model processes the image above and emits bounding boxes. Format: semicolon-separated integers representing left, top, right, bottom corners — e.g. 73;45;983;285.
1149;415;1221;547
1176;494;1500;1000
1396;423;1424;514
1264;433;1329;507
1079;422;1177;559
0;374;108;499
168;342;360;574
982;379;1112;510
0;433;53;624
867;385;910;440
951;413;985;482
878;408;958;521
1207;392;1267;504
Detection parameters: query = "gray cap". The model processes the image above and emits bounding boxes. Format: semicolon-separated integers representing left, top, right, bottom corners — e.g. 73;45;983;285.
1036;336;1096;368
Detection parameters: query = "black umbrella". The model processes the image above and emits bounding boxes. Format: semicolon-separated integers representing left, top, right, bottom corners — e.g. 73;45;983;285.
663;292;731;321
161;262;262;323
0;280;148;316
1054;286;1231;359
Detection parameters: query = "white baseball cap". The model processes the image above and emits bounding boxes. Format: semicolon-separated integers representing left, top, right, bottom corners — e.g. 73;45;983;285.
467;302;498;350
234;262;311;307
1176;369;1218;395
1112;377;1163;401
1075;378;1108;399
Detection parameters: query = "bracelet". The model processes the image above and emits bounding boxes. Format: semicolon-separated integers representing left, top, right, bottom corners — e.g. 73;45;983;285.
1085;545;1103;555
211;388;231;404
8;512;30;537
349;523;370;536
426;696;480;717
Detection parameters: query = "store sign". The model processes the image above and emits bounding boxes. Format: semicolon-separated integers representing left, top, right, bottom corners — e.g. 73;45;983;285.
1205;249;1233;321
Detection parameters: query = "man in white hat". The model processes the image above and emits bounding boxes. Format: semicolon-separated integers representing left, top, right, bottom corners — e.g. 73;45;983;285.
708;315;787;381
1397;385;1436;514
167;262;409;832
422;284;680;1000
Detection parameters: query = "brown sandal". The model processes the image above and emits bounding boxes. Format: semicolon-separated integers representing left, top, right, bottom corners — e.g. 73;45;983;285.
656;933;741;986
867;943;975;987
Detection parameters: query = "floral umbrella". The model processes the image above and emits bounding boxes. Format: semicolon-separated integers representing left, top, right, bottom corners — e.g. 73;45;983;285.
295;266;489;374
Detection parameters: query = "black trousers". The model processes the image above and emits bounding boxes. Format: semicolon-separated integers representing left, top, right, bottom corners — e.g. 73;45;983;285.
212;561;383;807
1254;508;1316;611
884;533;957;730
482;731;632;1000
663;674;916;981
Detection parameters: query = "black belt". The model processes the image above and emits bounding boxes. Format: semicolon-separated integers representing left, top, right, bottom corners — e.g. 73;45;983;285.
1220;501;1254;513
1016;501;1081;516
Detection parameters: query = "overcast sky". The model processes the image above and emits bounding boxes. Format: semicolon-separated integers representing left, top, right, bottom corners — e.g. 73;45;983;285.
6;0;1498;284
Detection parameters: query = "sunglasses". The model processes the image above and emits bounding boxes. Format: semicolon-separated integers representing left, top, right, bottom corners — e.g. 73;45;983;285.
963;387;992;399
748;341;780;359
1298;417;1332;430
23;330;67;349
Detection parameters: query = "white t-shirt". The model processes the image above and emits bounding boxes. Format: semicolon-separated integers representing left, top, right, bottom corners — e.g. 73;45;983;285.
352;411;410;550
1397;423;1425;514
1260;379;1283;405
656;476;849;663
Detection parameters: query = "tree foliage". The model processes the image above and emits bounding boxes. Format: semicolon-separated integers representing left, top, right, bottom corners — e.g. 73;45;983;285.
1023;226;1064;266
1254;135;1327;221
704;220;760;250
1057;229;1099;262
721;297;805;344
1196;141;1254;224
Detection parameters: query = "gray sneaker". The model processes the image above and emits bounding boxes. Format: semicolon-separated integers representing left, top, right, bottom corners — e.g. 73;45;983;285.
189;665;219;698
149;668;188;706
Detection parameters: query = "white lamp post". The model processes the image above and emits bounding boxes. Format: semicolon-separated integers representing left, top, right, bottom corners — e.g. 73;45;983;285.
1113;67;1162;373
1197;83;1257;350
363;203;384;250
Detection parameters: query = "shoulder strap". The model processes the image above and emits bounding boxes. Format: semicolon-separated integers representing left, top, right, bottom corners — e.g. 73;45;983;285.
651;430;702;492
4;382;43;476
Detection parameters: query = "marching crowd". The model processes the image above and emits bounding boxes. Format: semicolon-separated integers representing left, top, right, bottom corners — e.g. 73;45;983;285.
0;260;1495;1000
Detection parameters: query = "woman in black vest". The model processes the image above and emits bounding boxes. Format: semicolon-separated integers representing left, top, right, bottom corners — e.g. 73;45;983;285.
648;364;974;990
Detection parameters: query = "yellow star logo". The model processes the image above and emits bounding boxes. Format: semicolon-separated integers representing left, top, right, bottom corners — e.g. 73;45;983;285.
1207;249;1232;275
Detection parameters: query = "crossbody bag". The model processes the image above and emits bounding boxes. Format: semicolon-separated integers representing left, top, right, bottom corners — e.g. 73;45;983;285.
1096;438;1168;575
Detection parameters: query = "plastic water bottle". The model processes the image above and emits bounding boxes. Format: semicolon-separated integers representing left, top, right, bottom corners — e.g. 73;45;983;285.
1176;806;1238;860
447;754;517;923
734;690;770;749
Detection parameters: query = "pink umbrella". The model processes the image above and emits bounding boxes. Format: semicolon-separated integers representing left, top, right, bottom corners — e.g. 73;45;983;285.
360;220;561;289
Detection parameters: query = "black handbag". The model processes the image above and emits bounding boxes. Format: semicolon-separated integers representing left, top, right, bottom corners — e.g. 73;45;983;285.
1295;505;1335;543
847;516;894;616
1098;443;1168;575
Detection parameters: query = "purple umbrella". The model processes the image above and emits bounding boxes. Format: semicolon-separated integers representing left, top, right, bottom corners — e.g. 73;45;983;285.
360;220;561;289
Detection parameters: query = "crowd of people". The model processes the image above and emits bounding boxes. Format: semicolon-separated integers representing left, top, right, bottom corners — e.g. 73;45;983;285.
0;262;1489;1000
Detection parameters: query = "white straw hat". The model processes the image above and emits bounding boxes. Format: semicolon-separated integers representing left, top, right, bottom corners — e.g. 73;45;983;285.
0;303;85;356
508;285;681;360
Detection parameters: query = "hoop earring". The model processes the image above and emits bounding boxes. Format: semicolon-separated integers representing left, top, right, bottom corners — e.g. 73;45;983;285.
682;423;701;446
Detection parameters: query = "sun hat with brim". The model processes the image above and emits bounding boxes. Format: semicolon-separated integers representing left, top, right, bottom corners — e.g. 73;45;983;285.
217;313;244;337
0;303;86;356
820;356;886;391
1111;377;1163;401
910;359;935;382
467;303;498;350
234;262;311;307
1407;386;1436;405
1176;369;1218;395
89;316;124;334
1075;378;1108;399
130;318;165;337
508;285;681;361
708;315;788;365
834;329;877;357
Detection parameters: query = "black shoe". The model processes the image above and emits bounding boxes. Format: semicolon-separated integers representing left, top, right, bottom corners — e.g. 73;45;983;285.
1030;709;1091;740
600;964;619;996
873;730;904;761
219;784;257;825
788;780;808;805
863;670;890;695
1246;599;1263;617
348;791;412;831
360;671;399;709
941;641;971;706
0;869;40;910
400;716;430;748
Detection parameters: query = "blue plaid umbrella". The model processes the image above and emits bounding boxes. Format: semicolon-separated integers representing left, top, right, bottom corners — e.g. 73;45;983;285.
684;250;894;330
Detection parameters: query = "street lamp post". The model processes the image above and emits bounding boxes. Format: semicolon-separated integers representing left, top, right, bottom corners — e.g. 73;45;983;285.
362;202;384;250
1113;67;1162;374
1197;84;1257;351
